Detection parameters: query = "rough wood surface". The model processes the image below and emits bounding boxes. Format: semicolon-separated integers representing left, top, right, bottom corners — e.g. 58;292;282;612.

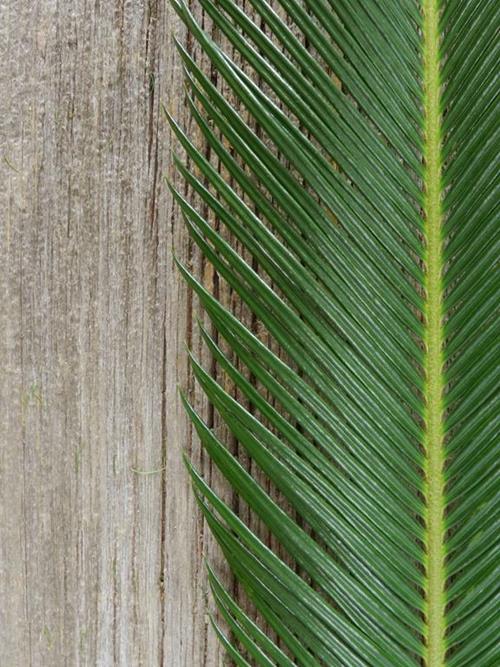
0;1;241;664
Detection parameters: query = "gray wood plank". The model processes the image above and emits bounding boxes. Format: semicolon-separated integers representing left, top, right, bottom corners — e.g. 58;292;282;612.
0;1;231;665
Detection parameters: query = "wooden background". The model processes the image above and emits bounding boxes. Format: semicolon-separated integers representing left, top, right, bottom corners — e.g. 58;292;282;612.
0;1;273;664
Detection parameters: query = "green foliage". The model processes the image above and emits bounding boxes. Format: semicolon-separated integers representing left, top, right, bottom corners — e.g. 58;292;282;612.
168;1;499;664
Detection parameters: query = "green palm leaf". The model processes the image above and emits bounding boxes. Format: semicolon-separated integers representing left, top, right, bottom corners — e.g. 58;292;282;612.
167;0;499;664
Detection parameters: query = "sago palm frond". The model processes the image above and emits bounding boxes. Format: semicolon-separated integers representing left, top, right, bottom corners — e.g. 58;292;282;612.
167;0;499;664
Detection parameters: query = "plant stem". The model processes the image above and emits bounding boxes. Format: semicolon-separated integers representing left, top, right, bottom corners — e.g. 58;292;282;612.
423;0;446;665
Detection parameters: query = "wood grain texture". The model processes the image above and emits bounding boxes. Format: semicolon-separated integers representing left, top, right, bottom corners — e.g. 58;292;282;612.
0;1;238;664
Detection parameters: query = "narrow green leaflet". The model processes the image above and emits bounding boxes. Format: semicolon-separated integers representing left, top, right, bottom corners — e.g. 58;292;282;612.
169;0;499;664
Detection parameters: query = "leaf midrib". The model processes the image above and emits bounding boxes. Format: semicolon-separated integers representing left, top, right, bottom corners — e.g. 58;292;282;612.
423;1;447;665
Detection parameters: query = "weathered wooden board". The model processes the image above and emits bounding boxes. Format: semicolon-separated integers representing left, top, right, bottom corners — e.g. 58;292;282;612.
0;1;241;664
